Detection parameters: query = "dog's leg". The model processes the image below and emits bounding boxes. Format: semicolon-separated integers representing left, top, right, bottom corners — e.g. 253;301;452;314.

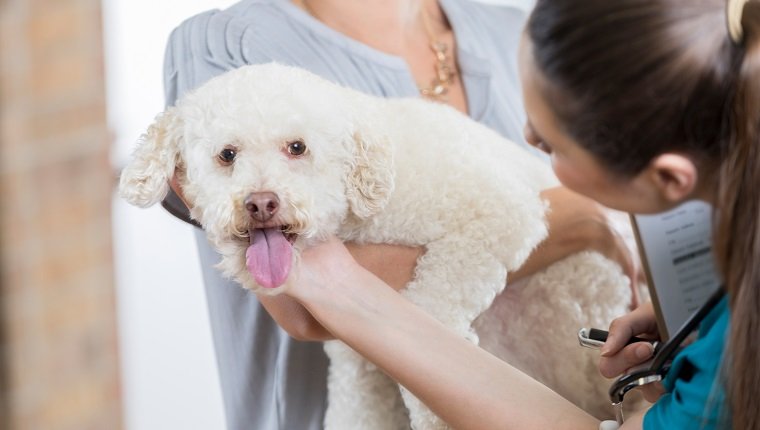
397;239;508;430
324;340;411;430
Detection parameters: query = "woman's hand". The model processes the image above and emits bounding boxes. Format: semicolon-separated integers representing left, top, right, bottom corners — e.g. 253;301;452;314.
599;301;664;403
271;241;420;340
513;186;642;307
254;236;364;341
286;239;421;311
287;235;363;302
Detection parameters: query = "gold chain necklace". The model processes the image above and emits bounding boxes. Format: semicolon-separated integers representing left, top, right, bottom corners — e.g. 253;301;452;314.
296;1;456;101
418;9;457;102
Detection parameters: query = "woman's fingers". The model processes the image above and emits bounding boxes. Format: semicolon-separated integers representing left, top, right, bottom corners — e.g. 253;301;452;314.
601;301;657;356
598;341;655;378
598;301;659;378
638;381;665;403
169;172;191;208
288;236;355;299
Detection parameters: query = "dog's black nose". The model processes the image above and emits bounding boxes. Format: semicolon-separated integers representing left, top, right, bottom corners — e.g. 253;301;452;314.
245;192;279;222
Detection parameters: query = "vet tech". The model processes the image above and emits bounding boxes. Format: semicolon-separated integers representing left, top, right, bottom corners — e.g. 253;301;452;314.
285;0;760;429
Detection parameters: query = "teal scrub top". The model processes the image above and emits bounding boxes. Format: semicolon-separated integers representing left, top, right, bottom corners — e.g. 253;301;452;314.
644;296;730;429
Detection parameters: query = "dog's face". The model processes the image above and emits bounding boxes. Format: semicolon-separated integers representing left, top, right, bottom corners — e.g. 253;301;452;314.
119;64;394;294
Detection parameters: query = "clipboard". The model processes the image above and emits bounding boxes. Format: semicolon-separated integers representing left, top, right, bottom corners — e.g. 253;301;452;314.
629;200;722;341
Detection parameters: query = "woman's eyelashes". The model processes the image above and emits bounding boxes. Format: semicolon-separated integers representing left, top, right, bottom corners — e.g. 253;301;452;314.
524;122;553;154
535;140;553;154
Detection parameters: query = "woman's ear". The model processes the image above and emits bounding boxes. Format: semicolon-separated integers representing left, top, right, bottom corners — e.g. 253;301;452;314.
645;153;698;203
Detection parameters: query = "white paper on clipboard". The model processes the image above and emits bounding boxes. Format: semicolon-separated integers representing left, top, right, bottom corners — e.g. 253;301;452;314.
631;200;722;341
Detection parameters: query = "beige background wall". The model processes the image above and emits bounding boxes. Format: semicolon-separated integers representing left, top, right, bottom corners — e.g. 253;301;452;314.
0;0;122;429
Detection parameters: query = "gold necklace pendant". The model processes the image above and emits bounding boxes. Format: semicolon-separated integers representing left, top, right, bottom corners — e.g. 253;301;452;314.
420;42;456;100
419;13;456;101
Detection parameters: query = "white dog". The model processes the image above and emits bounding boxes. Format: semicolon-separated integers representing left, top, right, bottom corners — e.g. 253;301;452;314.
120;63;633;429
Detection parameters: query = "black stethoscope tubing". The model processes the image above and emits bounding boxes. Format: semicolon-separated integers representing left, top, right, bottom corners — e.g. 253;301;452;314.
609;286;726;405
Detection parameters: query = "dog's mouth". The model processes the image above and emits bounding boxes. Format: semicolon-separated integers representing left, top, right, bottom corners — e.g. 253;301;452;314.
278;225;299;244
245;226;298;290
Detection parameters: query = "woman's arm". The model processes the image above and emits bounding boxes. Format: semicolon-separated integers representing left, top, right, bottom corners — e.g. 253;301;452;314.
514;187;641;303
289;236;602;430
170;178;637;340
258;242;422;341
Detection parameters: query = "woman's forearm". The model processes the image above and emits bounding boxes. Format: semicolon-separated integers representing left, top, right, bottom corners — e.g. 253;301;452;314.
257;294;333;341
292;257;600;430
509;213;613;282
511;187;639;308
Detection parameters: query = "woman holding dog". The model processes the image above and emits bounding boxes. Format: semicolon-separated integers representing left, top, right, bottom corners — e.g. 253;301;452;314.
284;0;760;428
163;0;640;429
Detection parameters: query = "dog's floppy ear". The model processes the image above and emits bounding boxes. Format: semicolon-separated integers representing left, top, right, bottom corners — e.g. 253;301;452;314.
346;128;394;219
119;108;184;208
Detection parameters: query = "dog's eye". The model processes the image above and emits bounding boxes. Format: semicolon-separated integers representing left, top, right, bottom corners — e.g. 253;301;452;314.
218;148;237;165
286;140;307;156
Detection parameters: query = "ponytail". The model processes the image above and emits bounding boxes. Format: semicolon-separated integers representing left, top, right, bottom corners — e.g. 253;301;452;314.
528;0;760;427
714;1;760;428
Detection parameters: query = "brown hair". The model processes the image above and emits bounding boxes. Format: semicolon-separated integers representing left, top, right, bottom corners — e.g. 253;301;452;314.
527;0;760;428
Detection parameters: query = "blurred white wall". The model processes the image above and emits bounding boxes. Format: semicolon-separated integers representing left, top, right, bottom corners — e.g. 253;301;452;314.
104;1;533;430
103;1;235;430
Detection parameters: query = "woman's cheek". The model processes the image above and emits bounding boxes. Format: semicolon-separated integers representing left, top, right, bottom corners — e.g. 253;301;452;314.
551;157;603;201
551;158;581;192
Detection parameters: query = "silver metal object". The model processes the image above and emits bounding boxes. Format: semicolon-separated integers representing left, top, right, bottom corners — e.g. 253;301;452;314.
578;328;606;349
605;288;725;425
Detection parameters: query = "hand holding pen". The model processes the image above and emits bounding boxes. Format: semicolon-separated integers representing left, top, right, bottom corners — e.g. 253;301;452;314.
580;301;665;403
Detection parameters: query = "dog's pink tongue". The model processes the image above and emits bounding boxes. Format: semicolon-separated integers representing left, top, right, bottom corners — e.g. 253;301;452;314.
246;228;292;289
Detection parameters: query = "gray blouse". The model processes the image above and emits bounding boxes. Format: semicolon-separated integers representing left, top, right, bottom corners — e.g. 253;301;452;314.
162;1;533;429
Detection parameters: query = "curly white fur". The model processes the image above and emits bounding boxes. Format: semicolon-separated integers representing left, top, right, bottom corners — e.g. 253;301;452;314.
120;63;638;429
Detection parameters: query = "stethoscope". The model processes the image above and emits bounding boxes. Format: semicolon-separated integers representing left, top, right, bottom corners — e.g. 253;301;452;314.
579;287;726;426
